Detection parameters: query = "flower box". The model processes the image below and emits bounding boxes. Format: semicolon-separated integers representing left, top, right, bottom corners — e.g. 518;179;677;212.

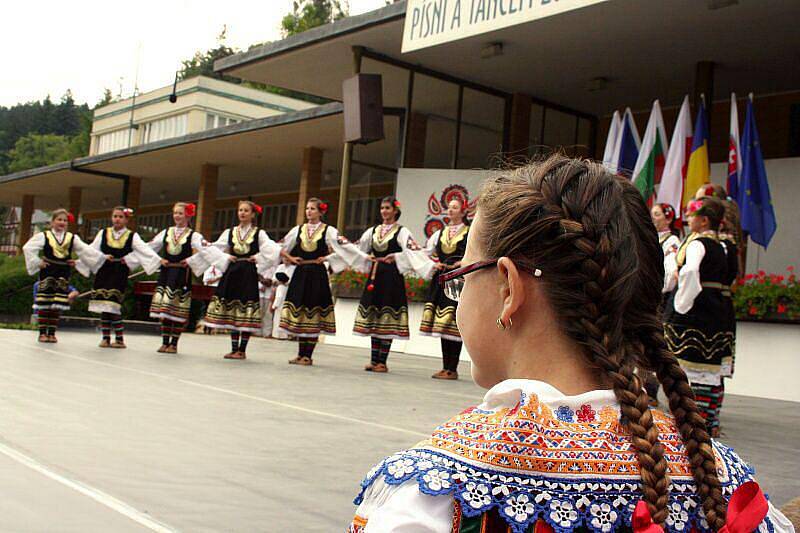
733;266;800;323
330;269;431;303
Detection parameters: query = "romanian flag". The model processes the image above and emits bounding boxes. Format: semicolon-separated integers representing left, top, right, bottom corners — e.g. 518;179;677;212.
684;98;710;207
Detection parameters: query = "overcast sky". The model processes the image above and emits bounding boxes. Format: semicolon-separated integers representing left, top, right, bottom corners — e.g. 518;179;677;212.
1;0;389;107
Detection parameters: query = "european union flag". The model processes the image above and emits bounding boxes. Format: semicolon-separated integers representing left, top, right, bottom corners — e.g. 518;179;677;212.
739;99;776;248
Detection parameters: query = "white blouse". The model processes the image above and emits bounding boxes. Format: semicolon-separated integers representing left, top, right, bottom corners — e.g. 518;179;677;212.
352;379;794;533
148;227;211;277
280;224;365;273
82;229;162;276
205;227;281;276
354;225;430;277
22;230;106;277
660;232;681;294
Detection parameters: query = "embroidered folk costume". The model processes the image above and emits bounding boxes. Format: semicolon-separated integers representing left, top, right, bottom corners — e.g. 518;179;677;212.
664;230;732;431
420;223;470;378
23;229;105;341
85;227;160;347
148;226;211;351
279;222;362;363
203;225;280;357
349;380;793;533
353;223;426;370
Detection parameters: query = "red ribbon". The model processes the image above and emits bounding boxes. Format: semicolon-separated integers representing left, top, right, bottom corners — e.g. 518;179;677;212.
632;482;768;533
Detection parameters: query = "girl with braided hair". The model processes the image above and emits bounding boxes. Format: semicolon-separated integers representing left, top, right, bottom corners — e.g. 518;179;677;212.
348;156;791;533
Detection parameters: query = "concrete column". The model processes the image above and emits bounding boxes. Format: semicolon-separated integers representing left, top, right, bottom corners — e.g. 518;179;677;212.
508;93;532;155
296;147;323;226
68;187;82;233
18;195;34;250
403;112;428;168
126;177;142;231
196;164;218;238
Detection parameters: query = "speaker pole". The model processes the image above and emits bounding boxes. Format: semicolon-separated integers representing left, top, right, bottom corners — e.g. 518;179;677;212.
337;47;363;233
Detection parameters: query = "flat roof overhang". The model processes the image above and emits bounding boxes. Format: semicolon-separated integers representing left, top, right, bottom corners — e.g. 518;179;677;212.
0;103;346;210
216;0;800;115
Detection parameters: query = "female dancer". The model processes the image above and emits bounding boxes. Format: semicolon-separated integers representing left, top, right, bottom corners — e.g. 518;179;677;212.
420;198;470;380
148;202;212;353
279;198;362;366
85;207;160;348
664;196;732;437
23;209;105;343
353;197;425;373
348;156;790;533
696;184;741;380
203;200;280;359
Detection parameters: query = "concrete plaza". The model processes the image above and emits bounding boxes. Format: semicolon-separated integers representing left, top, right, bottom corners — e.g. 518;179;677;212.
0;329;797;532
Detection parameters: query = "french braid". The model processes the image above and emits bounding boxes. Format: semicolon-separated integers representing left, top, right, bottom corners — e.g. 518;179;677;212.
478;156;724;527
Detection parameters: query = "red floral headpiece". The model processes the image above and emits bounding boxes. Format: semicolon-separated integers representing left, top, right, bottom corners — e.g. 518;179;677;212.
393;199;401;209
184;203;196;217
659;203;675;220
318;202;329;214
686;199;705;216
704;185;716;198
67;212;76;224
253;204;263;215
122;208;134;217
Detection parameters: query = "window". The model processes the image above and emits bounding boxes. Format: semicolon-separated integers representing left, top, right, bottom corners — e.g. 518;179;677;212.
95;129;135;154
205;113;240;130
344;197;384;243
141;113;188;144
409;75;459;169
458;89;505;169
528;104;591;158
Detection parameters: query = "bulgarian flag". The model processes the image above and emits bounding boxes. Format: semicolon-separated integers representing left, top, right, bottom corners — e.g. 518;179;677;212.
656;96;692;220
632;100;669;205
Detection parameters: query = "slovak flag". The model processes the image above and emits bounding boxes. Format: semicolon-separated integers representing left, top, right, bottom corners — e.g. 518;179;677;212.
728;93;742;199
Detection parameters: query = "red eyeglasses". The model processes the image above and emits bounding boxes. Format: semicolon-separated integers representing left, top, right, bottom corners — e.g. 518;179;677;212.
438;259;542;302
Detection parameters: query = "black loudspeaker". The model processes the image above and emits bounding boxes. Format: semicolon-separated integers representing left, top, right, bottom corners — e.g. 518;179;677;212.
343;74;384;144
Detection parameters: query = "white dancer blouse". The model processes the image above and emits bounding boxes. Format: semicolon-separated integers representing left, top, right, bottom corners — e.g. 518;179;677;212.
23;230;106;277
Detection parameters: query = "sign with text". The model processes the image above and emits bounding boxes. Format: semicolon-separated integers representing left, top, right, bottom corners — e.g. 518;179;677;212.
402;0;608;53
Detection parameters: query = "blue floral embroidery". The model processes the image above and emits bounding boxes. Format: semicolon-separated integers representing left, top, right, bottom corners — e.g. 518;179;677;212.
354;442;767;533
555;405;574;422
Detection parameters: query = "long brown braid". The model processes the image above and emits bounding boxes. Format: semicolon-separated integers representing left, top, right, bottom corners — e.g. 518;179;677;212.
477;155;726;527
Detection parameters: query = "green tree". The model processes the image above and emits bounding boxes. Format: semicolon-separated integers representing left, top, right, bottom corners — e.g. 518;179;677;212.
6;133;85;173
281;0;347;37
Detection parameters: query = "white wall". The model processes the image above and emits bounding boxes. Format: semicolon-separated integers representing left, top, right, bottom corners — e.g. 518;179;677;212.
709;157;800;275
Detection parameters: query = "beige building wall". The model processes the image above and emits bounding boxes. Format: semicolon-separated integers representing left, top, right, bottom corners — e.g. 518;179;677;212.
90;76;317;155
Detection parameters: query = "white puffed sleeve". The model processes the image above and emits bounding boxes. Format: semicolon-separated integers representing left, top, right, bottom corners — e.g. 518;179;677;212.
123;233;162;275
184;231;214;277
72;235;107;278
280;226;300;253
674;240;705;314
349;477;453;533
22;232;45;275
75;232;103;277
663;251;678;294
324;226;369;274
350;227;375;273
148;230;166;254
424;230;440;257
197;230;231;274
255;230;282;276
393;227;433;277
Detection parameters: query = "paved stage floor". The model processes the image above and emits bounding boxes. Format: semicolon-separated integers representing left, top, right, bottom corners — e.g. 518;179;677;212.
0;329;797;532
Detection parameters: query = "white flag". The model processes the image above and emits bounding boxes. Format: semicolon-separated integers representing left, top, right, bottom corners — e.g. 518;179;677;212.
656;96;693;218
602;110;622;171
